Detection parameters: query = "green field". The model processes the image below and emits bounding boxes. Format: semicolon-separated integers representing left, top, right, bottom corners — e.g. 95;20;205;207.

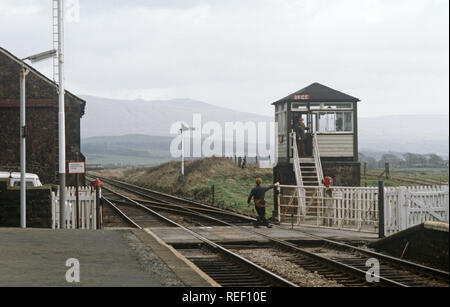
85;153;173;166
206;174;275;218
361;168;449;187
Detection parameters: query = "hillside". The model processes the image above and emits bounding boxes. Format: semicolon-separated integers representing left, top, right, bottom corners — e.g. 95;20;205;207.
80;95;449;160
81;95;271;138
81;134;173;165
359;114;449;156
97;157;275;217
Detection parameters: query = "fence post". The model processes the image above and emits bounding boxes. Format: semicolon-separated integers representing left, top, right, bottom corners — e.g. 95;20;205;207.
398;187;407;231
378;181;385;238
274;185;280;222
51;191;56;229
96;186;101;230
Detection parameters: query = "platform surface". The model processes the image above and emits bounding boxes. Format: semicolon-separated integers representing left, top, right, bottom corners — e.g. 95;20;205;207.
0;228;213;287
150;225;378;245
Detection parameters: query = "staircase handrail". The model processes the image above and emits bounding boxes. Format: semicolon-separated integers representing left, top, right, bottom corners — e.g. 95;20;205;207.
290;131;307;216
312;132;324;185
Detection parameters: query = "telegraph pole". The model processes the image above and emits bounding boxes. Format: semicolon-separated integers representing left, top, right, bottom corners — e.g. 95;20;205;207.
180;125;195;182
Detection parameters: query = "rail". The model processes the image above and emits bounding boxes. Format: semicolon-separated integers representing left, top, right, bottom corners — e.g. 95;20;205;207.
289;132;307;218
312;132;324;184
101;186;297;287
99;179;448;287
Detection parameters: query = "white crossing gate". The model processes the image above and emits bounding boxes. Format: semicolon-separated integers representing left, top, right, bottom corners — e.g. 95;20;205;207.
52;186;97;229
278;185;379;232
278;184;449;236
384;185;449;236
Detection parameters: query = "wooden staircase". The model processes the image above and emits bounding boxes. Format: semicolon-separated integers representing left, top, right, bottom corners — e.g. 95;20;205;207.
291;133;324;219
299;158;322;217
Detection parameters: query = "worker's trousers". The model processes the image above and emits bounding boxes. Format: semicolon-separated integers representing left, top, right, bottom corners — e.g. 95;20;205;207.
255;206;269;227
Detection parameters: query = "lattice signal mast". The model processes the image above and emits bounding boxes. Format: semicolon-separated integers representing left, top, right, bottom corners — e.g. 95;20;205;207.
52;0;59;82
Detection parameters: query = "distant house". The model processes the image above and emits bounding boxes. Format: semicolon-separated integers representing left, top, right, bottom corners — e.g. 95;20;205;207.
0;47;86;185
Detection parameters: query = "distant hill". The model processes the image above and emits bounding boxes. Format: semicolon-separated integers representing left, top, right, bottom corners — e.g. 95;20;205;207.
80;95;449;162
359;115;449;156
81;95;271;138
81;134;173;165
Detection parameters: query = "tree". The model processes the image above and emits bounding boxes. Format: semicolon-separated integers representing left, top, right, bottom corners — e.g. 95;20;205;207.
425;154;444;167
403;153;427;168
380;154;406;168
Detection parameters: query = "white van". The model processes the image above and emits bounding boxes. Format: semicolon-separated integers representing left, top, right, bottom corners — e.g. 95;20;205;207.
0;172;43;187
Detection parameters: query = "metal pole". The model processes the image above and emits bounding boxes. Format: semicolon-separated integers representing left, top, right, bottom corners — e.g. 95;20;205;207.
57;0;66;228
75;174;79;228
20;66;28;228
378;181;385;238
181;129;184;177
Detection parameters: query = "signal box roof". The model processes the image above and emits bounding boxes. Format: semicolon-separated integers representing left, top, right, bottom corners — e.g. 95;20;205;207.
272;82;360;105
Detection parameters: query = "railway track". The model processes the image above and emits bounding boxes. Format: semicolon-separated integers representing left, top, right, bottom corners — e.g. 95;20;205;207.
88;175;254;225
98;186;296;287
88;175;449;287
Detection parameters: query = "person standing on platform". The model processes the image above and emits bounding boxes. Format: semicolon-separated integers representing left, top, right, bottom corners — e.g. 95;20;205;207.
247;178;280;228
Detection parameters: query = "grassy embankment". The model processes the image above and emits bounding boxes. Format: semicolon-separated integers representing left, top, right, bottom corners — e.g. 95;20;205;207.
100;157;275;218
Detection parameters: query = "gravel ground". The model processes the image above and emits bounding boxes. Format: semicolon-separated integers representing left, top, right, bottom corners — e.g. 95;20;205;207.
122;231;185;287
233;248;343;287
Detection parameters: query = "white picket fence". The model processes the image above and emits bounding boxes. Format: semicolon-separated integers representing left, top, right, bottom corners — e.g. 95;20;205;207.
52;186;97;229
278;185;379;232
278;184;449;236
384;185;449;236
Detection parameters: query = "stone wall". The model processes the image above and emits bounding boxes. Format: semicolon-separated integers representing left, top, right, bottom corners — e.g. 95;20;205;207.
0;180;53;228
0;48;85;186
273;161;361;187
369;223;449;271
322;161;361;187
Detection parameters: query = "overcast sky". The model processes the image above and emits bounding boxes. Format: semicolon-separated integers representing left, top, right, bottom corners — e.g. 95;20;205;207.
1;0;448;117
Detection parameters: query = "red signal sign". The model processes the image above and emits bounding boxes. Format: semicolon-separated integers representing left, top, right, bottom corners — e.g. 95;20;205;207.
293;94;310;100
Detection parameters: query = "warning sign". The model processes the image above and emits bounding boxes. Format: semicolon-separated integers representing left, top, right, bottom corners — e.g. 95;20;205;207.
68;162;86;174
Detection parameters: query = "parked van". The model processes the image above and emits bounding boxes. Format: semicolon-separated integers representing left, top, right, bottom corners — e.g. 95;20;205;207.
0;172;43;187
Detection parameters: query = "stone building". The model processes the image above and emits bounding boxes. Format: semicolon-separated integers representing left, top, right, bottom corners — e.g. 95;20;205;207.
0;47;86;186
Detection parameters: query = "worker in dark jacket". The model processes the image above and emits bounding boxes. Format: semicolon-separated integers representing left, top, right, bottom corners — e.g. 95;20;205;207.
295;118;310;156
247;178;280;228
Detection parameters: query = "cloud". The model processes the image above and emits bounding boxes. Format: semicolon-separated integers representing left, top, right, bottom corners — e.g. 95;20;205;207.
0;0;448;117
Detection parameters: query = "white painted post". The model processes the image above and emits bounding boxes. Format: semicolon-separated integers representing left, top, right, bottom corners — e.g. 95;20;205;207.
51;191;56;229
445;185;449;222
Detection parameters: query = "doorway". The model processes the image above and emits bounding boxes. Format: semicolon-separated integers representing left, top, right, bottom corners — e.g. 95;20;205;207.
292;112;313;157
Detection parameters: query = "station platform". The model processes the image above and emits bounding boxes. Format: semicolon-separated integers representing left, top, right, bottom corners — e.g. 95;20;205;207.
0;228;215;287
150;225;378;246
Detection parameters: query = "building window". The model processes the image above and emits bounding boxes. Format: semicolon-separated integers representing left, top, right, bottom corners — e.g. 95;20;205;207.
317;111;352;132
277;111;286;134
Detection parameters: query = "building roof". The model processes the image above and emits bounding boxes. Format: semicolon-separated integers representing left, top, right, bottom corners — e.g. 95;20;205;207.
272;82;360;105
0;47;86;111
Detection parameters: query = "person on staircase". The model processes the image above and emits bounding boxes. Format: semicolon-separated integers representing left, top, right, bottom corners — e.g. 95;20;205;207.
247;178;280;228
